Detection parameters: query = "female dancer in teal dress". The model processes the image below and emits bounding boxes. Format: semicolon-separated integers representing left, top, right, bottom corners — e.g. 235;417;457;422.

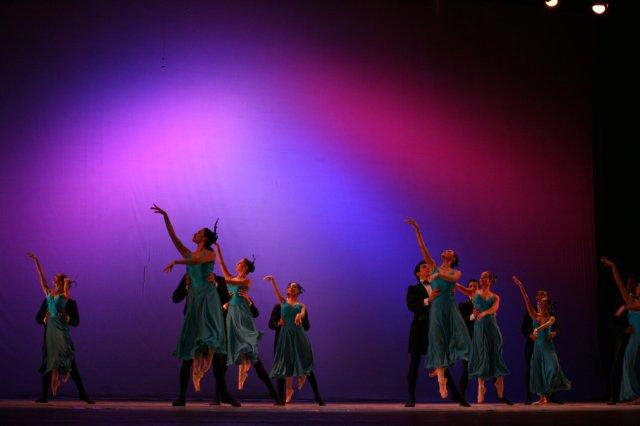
457;272;510;403
151;205;226;404
406;218;471;399
214;241;281;403
513;276;571;404
264;275;314;403
27;252;93;404
601;257;640;404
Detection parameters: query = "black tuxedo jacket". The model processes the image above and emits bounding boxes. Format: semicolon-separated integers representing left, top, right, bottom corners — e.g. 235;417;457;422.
406;283;431;355
521;310;560;352
268;303;310;354
458;299;475;337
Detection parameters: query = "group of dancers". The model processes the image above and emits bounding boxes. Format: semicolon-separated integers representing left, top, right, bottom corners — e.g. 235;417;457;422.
26;213;639;407
404;218;640;407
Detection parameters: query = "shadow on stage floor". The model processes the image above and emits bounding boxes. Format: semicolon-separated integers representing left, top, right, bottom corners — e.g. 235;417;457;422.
2;400;639;425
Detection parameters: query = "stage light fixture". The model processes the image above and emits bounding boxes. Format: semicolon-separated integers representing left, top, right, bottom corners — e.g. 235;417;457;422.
544;0;559;8
591;2;608;15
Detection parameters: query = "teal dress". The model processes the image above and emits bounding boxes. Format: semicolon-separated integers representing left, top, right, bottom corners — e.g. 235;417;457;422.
468;294;510;379
39;294;75;376
426;269;471;368
270;303;314;378
620;309;640;401
174;253;226;359
529;319;571;395
226;284;262;366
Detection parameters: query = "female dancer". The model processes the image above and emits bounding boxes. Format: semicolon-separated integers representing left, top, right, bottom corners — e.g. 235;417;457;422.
28;253;93;404
457;272;510;403
406;218;471;399
512;276;571;404
214;242;281;403
263;275;314;403
601;257;640;404
151;204;226;405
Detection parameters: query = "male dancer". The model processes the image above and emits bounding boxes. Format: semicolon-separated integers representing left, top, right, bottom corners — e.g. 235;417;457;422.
406;261;469;407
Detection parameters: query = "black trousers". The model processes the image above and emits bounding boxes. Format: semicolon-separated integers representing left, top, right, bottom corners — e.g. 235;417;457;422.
277;371;323;402
524;342;533;401
407;352;462;402
41;360;89;399
609;335;630;402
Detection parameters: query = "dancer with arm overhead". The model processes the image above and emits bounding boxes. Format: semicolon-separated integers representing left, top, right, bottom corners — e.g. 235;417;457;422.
601;257;640;404
151;205;226;406
264;275;315;404
28;253;93;404
512;276;570;405
405;218;471;400
214;242;281;404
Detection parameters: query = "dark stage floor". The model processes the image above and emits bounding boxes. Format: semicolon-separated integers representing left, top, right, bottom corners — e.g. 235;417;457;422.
2;400;640;425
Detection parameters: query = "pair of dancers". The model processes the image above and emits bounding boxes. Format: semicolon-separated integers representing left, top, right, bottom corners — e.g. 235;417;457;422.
405;218;570;406
152;204;320;406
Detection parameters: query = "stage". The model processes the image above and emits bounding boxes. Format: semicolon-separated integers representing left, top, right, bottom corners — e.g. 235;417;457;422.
1;400;639;425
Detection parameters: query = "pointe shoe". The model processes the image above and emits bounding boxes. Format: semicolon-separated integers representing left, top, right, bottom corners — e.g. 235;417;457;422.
285;386;294;403
533;397;547;405
297;375;307;390
477;383;486;404
238;366;249;390
438;377;448;399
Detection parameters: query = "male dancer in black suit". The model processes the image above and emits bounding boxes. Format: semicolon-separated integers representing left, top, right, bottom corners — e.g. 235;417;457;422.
521;288;561;404
172;272;240;406
406;261;469;407
457;279;478;400
268;282;325;406
35;291;94;404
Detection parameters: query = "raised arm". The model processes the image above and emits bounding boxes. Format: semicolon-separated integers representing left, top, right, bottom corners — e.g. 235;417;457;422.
213;243;250;285
264;275;285;304
512;276;536;320
27;253;50;296
405;218;436;269
151;204;190;258
455;283;475;297
600;257;634;306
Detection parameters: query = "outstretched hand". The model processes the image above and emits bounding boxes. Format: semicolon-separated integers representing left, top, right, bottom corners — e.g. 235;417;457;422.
512;276;523;287
600;256;615;268
263;275;275;282
150;203;167;216
27;252;38;261
163;261;176;273
405;217;419;230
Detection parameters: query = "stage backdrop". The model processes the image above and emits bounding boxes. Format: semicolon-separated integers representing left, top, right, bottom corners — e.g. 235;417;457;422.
0;1;599;400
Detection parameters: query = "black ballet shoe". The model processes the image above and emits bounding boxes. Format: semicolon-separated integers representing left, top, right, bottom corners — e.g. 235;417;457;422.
172;399;186;406
547;395;564;405
220;397;241;407
458;399;471;407
274;400;285;406
404;400;416;407
80;395;95;405
498;396;513;405
316;398;326;406
525;400;532;405
35;397;48;403
606;399;616;405
209;400;220;406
